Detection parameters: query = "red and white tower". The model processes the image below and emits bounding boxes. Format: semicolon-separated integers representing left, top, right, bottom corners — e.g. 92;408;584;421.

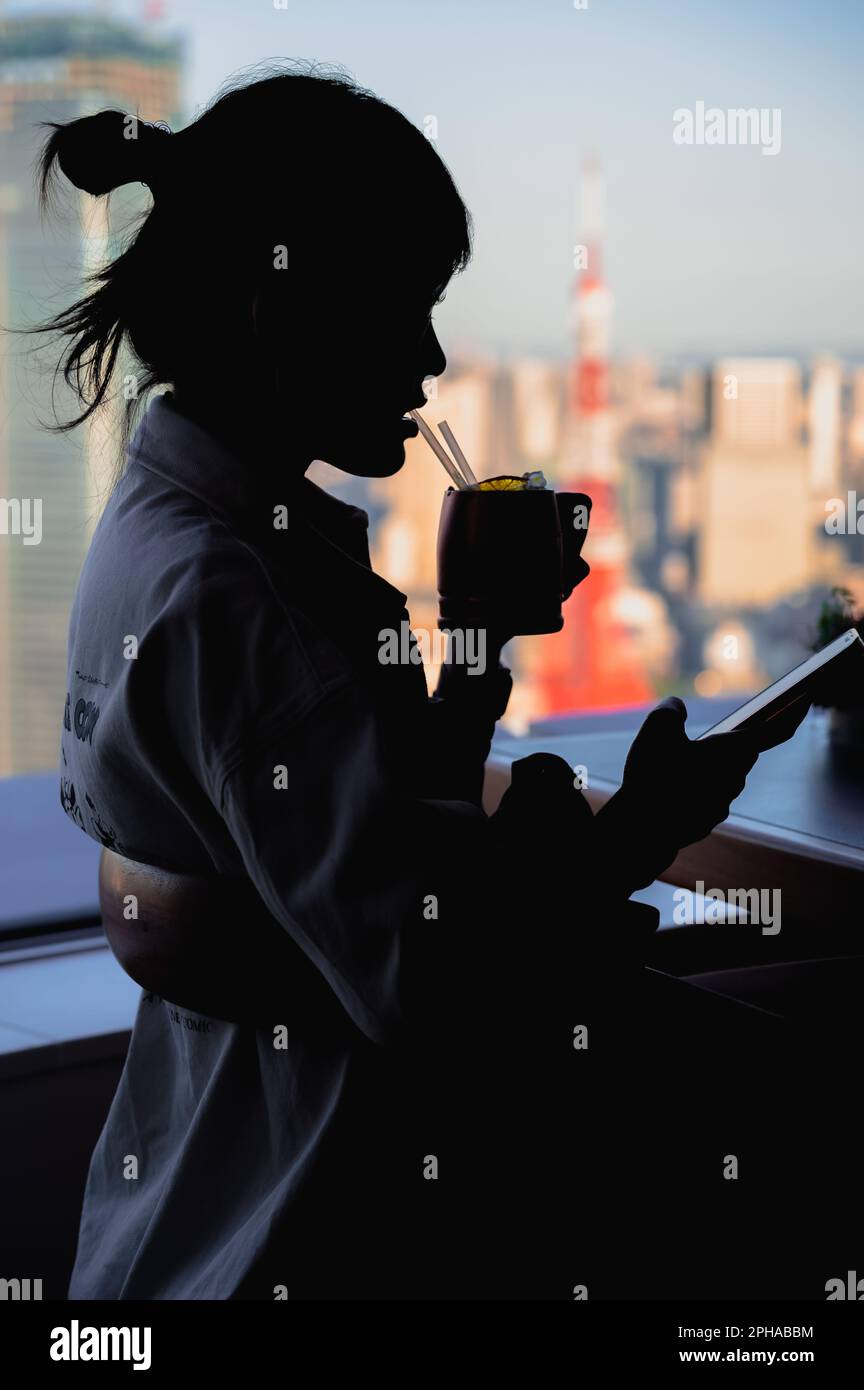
532;157;652;714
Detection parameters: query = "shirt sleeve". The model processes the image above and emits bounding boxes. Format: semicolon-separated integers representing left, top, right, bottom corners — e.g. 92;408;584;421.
216;676;498;1047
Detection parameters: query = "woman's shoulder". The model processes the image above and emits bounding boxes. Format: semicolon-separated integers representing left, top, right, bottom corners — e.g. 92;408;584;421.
148;516;350;703
95;458;299;625
79;468;353;781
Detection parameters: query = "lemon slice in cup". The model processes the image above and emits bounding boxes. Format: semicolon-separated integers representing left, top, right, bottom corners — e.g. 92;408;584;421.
472;472;547;491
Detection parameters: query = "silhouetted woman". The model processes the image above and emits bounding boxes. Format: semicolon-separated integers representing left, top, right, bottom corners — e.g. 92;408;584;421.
33;66;806;1300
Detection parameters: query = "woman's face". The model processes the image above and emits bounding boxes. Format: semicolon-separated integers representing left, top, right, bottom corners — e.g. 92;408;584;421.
274;282;449;479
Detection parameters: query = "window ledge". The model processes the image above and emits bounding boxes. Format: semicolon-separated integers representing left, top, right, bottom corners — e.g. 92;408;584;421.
0;938;139;1080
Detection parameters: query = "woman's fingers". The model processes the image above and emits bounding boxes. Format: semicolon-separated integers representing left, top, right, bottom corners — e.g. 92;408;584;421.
745;694;812;752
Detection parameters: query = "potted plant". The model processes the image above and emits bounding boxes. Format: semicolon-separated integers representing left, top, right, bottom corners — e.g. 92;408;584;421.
812;586;864;747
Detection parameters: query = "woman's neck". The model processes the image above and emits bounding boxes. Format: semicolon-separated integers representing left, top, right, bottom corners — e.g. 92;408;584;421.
169;388;312;478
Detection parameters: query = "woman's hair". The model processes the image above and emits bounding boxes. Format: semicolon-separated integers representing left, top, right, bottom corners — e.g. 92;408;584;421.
31;61;472;442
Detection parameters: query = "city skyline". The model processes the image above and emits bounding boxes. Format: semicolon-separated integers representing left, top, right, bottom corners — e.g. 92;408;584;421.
3;0;862;361
2;5;863;769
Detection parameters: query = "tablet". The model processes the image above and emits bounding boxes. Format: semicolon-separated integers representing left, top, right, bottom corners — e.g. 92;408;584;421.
697;628;864;739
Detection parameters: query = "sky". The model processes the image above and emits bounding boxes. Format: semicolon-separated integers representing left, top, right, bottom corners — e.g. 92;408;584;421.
10;0;864;363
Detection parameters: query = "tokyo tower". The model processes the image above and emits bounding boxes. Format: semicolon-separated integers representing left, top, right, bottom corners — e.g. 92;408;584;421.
531;157;652;714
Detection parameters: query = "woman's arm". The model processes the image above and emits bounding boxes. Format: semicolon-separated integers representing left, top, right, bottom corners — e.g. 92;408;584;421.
215;676;499;1043
420;628;513;804
212;671;620;1045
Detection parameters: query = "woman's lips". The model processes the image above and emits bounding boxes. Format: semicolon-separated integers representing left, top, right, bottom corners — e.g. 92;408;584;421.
399;414;419;437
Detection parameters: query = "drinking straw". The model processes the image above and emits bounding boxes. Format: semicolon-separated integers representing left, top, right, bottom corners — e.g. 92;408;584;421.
408;410;469;488
438;420;478;487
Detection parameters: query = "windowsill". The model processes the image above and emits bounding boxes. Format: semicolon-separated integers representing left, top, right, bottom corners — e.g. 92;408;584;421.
0;880;720;1079
0;934;139;1080
3;700;860;1074
487;705;864;973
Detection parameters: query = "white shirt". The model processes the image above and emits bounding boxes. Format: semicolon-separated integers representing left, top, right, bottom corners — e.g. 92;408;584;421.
63;392;515;1299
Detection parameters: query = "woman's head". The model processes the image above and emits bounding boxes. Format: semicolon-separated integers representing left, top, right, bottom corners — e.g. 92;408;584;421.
37;62;472;476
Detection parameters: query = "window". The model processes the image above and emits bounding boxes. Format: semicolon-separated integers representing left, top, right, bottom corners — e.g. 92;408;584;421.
1;6;860;937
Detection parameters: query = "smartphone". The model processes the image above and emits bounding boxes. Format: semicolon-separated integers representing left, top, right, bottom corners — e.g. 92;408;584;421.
697;629;864;739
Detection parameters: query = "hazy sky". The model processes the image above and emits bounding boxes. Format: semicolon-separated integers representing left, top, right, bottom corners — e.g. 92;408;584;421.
15;0;864;362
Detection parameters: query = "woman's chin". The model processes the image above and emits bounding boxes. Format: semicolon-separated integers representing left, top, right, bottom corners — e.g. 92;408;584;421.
326;437;409;478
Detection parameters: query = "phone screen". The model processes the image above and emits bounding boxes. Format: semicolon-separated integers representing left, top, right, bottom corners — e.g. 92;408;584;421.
696;629;864;739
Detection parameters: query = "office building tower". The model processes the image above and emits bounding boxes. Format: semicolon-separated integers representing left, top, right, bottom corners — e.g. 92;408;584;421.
698;359;811;606
807;356;843;496
0;12;183;774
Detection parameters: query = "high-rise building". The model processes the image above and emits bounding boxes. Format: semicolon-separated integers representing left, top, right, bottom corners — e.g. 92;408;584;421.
848;367;864;462
0;13;183;774
807;355;843;496
509;358;565;477
698;359;811;606
710;357;802;450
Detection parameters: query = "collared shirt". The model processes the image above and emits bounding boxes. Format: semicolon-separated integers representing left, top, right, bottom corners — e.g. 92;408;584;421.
63;392;515;1299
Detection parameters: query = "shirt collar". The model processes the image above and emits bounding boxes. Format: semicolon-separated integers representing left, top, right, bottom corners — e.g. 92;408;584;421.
129;391;408;609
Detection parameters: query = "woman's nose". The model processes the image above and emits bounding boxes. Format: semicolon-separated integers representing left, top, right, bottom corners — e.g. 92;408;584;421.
422;322;447;380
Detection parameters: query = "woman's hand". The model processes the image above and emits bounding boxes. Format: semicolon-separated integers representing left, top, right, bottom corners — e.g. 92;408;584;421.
594;694;811;894
440;625;513;672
